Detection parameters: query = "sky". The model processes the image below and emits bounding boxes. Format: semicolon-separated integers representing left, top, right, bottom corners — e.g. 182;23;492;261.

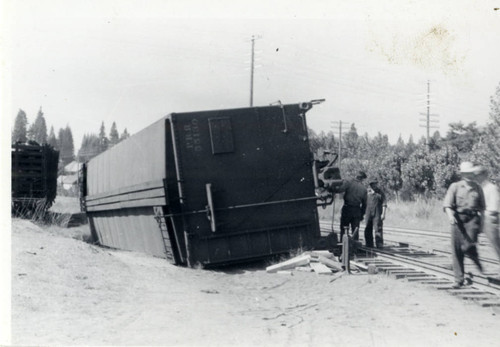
2;0;500;152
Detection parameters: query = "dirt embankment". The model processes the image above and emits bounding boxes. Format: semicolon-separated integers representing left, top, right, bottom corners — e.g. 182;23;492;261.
10;219;500;346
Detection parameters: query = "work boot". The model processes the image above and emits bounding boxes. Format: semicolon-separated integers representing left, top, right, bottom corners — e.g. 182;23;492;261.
465;272;474;285
452;281;464;289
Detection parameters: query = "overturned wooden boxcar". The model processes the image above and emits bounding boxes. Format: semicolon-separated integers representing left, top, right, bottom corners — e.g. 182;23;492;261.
12;143;59;214
81;102;326;267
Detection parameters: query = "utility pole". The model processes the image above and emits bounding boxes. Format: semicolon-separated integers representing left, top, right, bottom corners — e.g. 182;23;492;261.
426;80;430;144
331;120;350;168
419;80;439;151
338;121;342;165
248;35;262;107
250;35;255;107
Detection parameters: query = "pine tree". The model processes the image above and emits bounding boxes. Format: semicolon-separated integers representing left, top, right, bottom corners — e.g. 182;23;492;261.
47;126;58;149
109;122;120;147
12;109;28;143
99;122;109;153
120;128;130;141
31;107;48;144
58;126;75;165
58;128;65;151
65;125;75;162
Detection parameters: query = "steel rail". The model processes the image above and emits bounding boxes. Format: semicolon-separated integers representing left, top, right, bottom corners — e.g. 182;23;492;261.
358;246;500;295
319;221;500;296
430;248;499;266
319;222;490;251
319;221;489;240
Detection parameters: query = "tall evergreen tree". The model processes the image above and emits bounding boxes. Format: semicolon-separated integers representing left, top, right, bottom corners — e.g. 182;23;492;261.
65;125;75;162
99;122;109;153
12;109;28;143
58;126;75;165
47;126;58;149
58;128;65;150
31;107;48;144
109;121;120;146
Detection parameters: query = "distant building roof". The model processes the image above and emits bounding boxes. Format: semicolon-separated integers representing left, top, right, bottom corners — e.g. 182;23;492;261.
64;161;81;174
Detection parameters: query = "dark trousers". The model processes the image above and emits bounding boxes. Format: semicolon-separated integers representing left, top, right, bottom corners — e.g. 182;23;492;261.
340;206;362;241
451;214;483;283
364;214;383;248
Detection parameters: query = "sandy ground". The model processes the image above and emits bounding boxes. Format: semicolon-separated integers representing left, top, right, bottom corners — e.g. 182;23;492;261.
8;218;500;347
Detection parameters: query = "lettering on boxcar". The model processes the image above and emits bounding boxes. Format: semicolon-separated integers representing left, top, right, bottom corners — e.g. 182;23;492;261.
184;119;202;152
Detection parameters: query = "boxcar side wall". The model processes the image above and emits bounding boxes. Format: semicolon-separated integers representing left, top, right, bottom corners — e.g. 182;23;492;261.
85;118;170;258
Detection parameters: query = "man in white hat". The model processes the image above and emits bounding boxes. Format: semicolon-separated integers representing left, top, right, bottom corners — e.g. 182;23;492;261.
443;161;486;288
474;166;500;281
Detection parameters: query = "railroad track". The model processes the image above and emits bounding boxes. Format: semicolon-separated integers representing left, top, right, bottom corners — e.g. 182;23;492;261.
319;221;496;269
319;221;500;309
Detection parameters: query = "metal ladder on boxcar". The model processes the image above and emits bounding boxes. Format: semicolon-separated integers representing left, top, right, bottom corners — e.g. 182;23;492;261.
153;206;182;265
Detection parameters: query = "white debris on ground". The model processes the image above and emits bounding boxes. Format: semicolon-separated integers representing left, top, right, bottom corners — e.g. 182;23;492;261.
266;251;350;275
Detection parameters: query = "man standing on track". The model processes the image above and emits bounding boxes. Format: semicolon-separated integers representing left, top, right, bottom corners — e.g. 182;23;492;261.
338;171;367;242
474;166;500;281
443;162;486;289
364;179;387;248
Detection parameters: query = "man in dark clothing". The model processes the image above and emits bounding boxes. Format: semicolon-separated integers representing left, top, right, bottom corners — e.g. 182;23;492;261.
443;161;485;289
364;179;387;248
339;171;367;242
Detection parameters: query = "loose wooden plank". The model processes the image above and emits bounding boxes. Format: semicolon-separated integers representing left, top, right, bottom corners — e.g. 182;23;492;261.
266;254;311;273
317;255;343;271
350;261;369;271
310;262;332;275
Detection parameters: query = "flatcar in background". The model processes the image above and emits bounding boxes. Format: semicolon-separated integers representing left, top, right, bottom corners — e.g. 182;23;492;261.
11;142;59;216
80;101;340;267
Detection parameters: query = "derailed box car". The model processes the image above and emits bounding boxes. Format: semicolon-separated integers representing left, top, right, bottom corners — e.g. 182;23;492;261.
12;143;59;213
82;102;324;267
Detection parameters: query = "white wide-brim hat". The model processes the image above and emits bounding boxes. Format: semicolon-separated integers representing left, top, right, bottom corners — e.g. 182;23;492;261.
459;161;475;173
